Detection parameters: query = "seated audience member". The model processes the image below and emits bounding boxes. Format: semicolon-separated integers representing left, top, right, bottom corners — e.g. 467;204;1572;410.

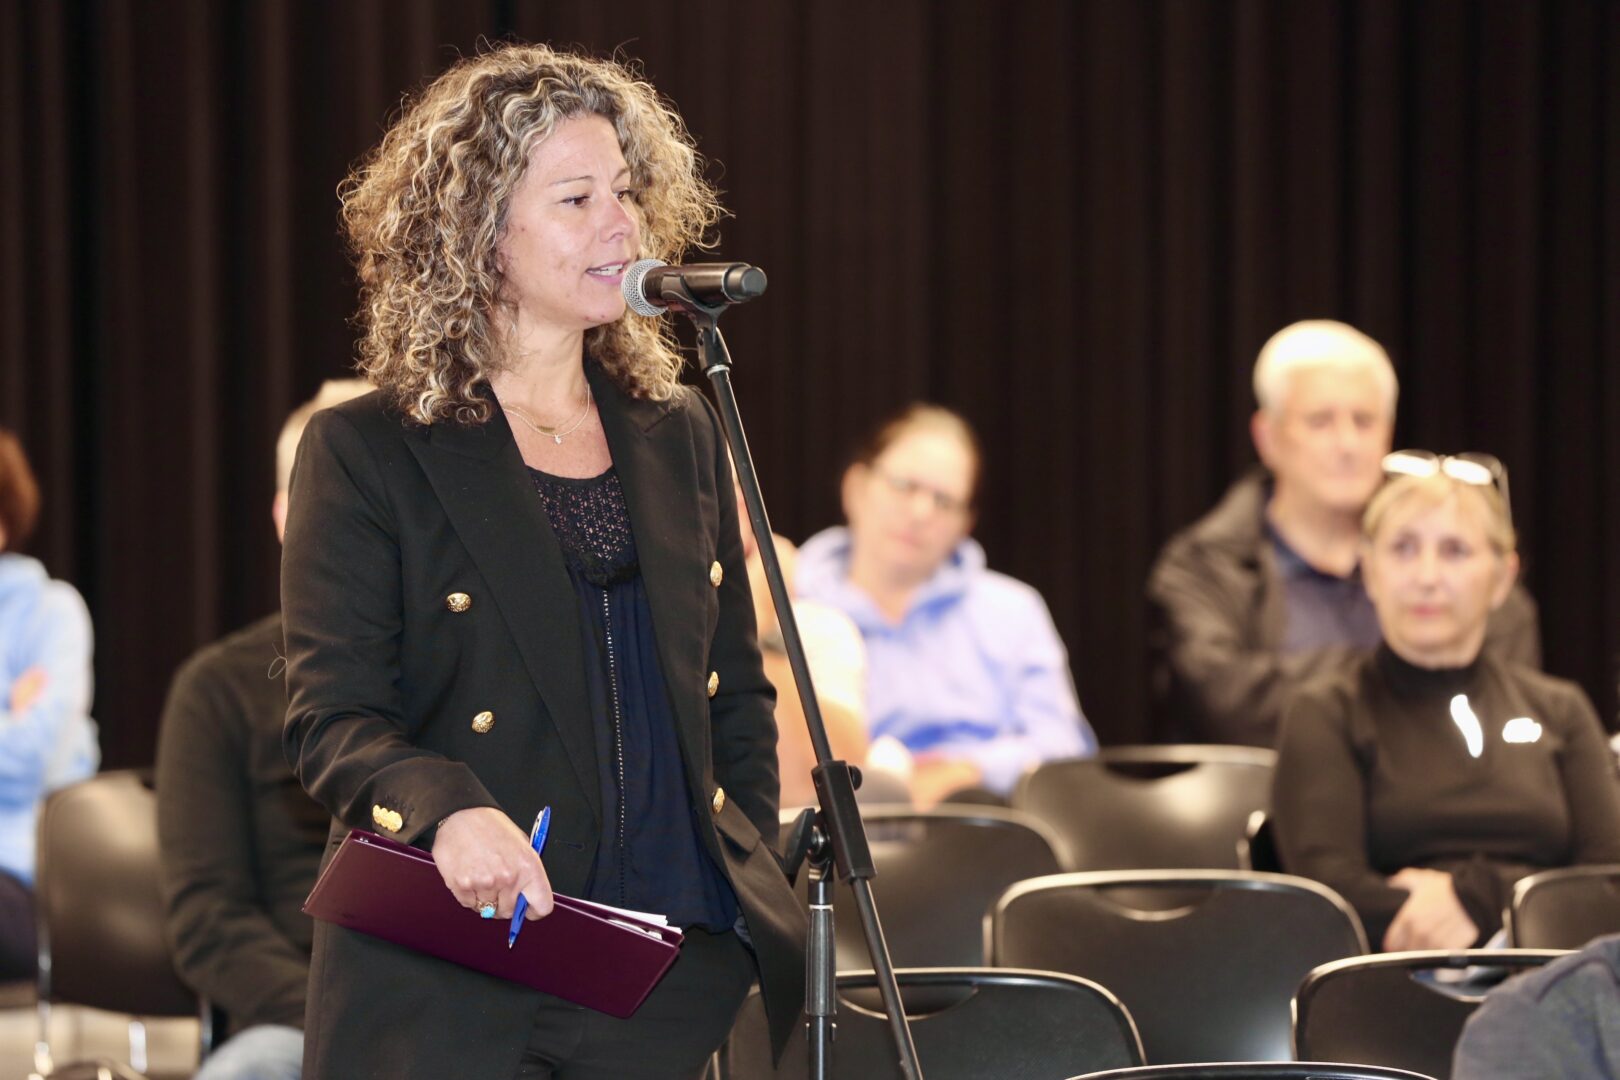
0;428;98;981
155;380;368;1079
796;405;1095;807
735;474;871;808
1272;458;1620;951
1452;933;1620;1079
1148;320;1540;747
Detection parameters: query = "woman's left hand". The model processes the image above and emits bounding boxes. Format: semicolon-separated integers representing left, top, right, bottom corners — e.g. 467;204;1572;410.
1382;867;1478;951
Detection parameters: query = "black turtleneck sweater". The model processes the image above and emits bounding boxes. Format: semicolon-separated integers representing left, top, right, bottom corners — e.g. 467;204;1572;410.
1273;644;1620;948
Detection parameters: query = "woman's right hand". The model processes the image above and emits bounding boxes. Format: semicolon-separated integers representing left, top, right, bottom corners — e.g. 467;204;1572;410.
432;807;554;921
1382;867;1478;951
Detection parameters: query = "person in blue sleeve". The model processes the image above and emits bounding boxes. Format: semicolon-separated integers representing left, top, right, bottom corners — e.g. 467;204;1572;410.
0;427;98;979
796;405;1095;806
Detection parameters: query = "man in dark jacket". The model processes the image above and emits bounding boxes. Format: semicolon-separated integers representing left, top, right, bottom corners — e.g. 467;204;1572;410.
154;381;368;1080
1148;321;1539;747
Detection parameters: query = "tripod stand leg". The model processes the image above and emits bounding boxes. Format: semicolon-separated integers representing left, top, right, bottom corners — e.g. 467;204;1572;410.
806;868;836;1080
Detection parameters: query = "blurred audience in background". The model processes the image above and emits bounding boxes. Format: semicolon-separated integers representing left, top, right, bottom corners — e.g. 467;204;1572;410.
1149;320;1541;748
795;405;1094;808
1272;462;1620;951
733;468;874;809
154;379;369;1080
0;427;98;981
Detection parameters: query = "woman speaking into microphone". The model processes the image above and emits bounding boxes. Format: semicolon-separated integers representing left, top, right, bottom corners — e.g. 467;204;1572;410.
281;43;803;1079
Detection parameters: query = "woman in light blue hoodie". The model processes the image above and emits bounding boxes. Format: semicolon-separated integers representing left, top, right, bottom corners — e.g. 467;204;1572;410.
796;405;1095;807
0;428;97;979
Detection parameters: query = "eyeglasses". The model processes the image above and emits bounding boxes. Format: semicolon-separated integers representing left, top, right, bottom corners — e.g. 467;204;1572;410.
1381;449;1511;519
871;465;971;516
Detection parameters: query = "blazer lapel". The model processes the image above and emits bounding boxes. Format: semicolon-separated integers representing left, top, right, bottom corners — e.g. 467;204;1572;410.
405;408;601;825
590;365;711;785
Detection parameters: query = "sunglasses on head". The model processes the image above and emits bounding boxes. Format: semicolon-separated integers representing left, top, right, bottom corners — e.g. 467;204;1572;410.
1381;449;1511;519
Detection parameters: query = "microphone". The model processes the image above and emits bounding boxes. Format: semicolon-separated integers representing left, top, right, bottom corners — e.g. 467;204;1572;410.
621;259;768;316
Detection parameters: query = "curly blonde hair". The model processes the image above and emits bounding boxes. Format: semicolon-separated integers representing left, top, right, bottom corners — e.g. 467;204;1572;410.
339;43;722;423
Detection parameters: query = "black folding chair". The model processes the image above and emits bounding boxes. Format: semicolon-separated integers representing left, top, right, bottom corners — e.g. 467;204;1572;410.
1505;864;1620;949
1012;746;1275;872
784;804;1062;969
1068;1064;1437;1079
1292;949;1565;1080
30;771;212;1080
725;967;1143;1078
988;870;1366;1065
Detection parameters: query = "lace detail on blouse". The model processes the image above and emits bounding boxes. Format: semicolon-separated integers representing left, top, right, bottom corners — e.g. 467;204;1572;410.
529;468;639;586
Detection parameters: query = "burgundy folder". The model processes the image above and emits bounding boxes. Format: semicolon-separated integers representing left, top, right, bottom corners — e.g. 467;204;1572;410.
303;829;684;1018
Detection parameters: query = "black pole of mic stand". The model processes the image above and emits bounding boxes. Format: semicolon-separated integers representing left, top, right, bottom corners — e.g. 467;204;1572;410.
666;292;923;1080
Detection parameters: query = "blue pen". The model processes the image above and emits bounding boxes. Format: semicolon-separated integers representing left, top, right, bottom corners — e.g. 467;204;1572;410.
508;805;551;948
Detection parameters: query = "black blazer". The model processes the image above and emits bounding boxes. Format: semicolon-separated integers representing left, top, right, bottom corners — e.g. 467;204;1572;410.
281;363;805;1079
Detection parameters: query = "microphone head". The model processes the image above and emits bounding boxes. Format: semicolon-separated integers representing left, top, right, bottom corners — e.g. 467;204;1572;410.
724;264;768;302
622;258;669;317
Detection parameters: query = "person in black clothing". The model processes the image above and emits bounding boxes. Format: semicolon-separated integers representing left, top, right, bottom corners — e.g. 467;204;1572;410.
280;44;803;1080
155;380;368;1080
1273;458;1620;951
1147;321;1540;747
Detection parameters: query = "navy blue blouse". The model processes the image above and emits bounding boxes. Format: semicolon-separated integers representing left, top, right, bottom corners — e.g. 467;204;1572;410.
529;467;738;931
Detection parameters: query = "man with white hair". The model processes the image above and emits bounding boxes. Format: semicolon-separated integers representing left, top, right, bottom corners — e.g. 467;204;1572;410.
1148;320;1540;747
155;380;370;1080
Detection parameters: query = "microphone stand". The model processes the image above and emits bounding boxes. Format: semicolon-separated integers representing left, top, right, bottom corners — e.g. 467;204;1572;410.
661;284;923;1080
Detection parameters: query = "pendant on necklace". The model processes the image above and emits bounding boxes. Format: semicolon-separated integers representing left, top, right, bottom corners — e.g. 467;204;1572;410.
552;434;563;445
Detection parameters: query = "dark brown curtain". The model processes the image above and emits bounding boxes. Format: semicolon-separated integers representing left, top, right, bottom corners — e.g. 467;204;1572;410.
2;1;1616;767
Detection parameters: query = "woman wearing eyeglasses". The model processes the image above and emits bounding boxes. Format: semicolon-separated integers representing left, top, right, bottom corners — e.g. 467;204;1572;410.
1272;454;1620;950
795;405;1096;807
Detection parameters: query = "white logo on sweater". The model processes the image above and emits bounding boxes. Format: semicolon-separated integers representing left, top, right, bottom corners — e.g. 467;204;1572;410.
1449;695;1485;759
1502;717;1543;744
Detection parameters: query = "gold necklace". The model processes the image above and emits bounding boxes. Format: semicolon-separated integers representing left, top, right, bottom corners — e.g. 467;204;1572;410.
505;389;594;445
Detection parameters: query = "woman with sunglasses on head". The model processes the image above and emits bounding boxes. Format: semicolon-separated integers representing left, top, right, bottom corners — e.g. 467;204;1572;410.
794;405;1096;808
1272;453;1620;950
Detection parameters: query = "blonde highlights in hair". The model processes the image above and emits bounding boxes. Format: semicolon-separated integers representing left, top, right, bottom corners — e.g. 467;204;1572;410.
1363;472;1517;556
339;43;722;424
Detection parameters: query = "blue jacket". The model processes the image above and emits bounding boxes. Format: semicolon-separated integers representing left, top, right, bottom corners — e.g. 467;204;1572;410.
796;527;1094;794
0;553;98;884
1454;934;1620;1078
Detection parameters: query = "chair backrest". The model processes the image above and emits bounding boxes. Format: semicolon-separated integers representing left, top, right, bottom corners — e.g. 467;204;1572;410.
1066;1064;1439;1079
789;806;1063;969
34;771;199;1019
1505;864;1620;949
1012;746;1276;872
1293;950;1563;1079
1237;810;1284;874
725;967;1143;1079
988;870;1367;1065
